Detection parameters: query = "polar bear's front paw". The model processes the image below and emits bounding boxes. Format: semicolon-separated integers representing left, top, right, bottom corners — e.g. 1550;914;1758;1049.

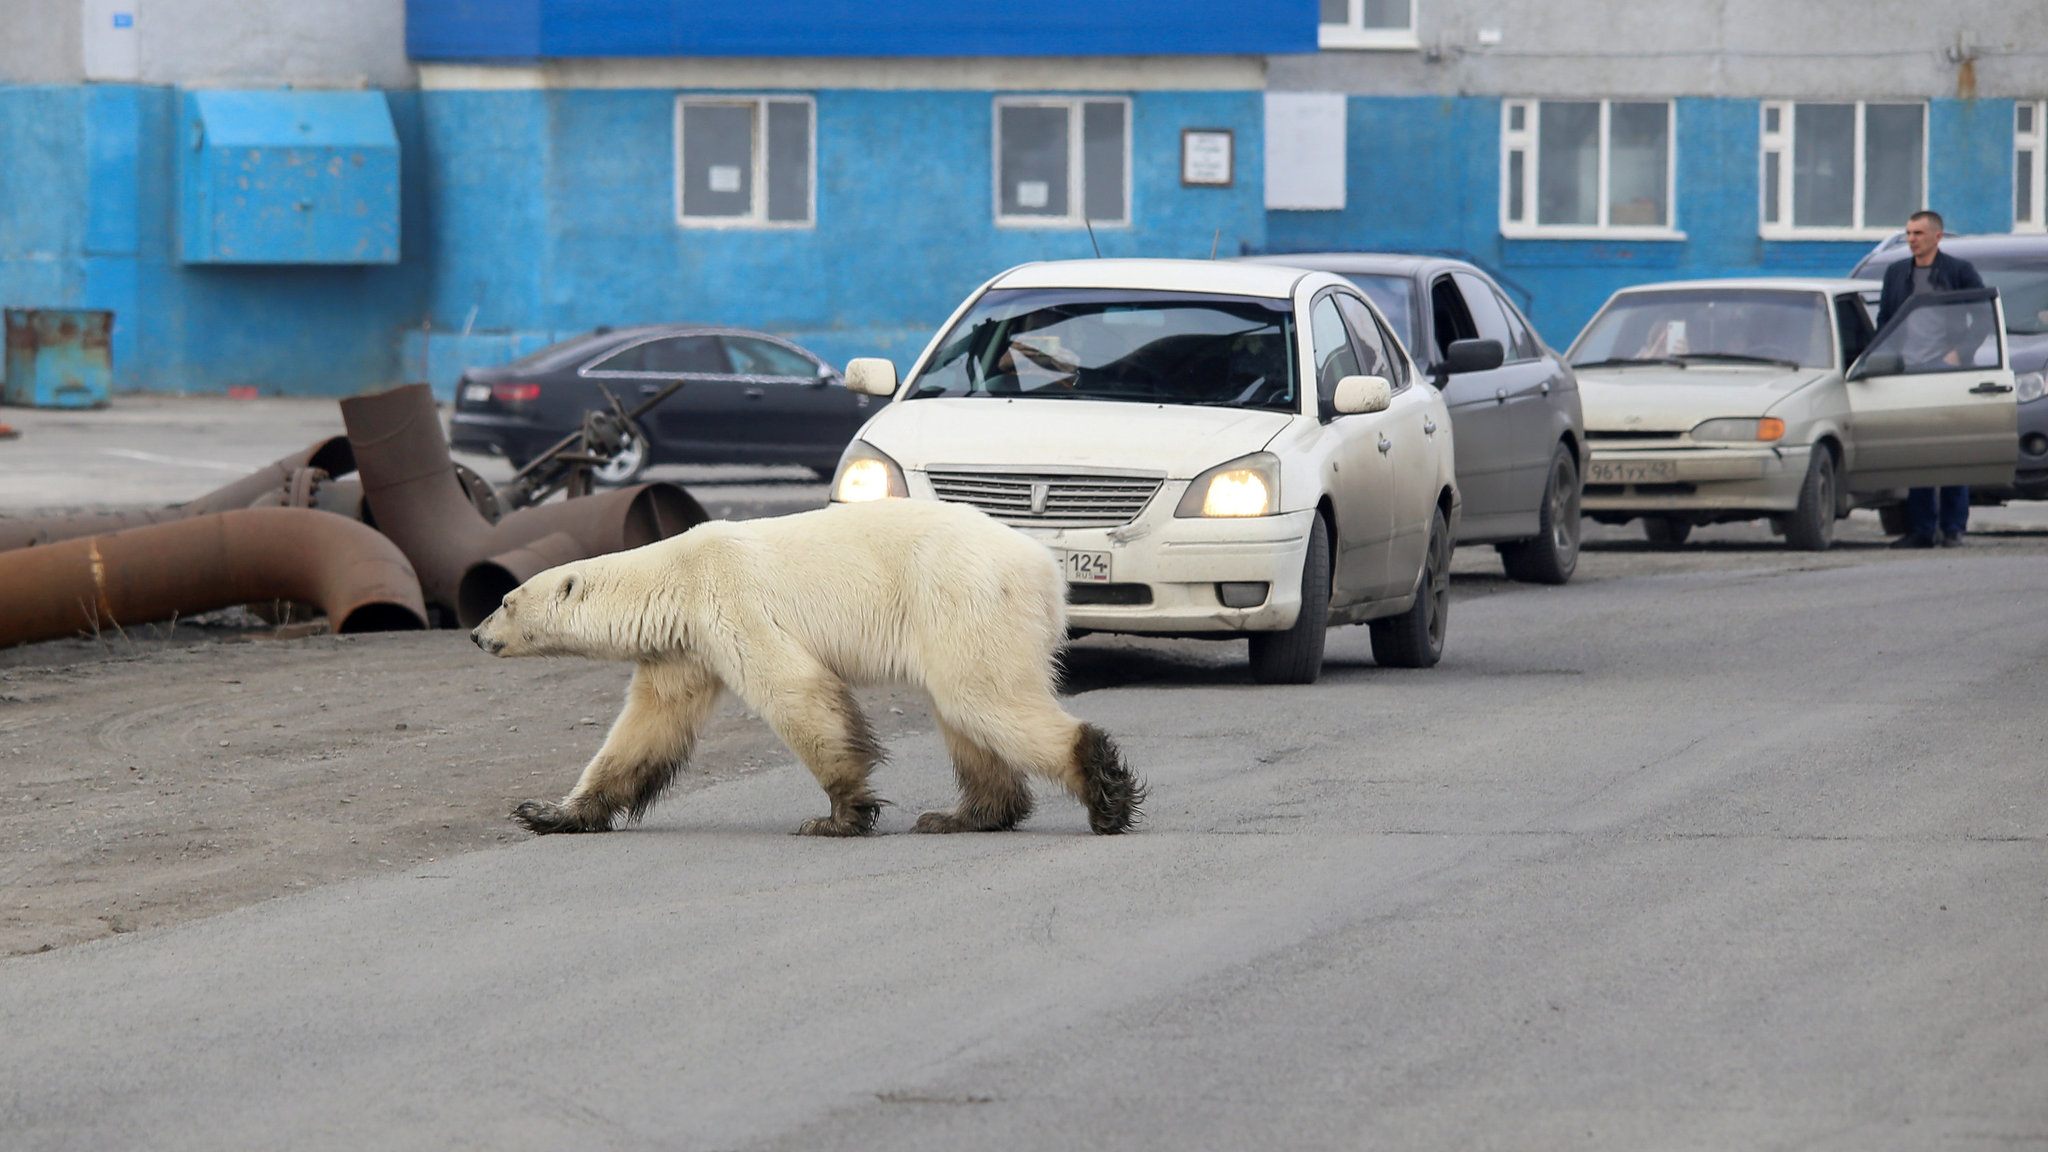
512;799;609;834
913;810;974;833
797;795;882;837
797;815;871;837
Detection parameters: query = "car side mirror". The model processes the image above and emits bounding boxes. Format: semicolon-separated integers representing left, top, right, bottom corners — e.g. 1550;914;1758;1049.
1849;350;1903;380
1333;374;1392;415
844;358;898;397
1442;338;1505;375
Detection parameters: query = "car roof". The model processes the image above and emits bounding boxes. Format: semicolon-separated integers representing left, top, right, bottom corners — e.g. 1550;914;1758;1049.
1237;251;1455;277
1608;276;1879;296
989;259;1311;299
1854;232;2048;271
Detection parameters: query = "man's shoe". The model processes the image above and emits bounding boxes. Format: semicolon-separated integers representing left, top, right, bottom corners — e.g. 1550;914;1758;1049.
1940;531;1964;547
1891;533;1937;549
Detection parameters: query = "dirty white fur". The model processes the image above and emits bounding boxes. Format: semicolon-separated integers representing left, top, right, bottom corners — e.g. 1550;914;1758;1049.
473;499;1141;836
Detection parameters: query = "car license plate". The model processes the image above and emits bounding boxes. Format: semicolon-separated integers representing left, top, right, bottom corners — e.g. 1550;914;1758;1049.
461;383;491;404
1061;549;1112;583
1587;459;1678;484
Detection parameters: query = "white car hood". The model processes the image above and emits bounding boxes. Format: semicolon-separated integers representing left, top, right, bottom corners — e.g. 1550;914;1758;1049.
1577;366;1831;432
861;397;1296;479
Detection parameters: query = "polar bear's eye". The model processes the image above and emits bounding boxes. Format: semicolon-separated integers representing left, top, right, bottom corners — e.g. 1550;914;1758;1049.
557;574;579;604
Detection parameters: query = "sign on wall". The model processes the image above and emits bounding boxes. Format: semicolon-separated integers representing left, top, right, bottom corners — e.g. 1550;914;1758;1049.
81;0;140;81
1264;93;1346;211
1182;129;1235;187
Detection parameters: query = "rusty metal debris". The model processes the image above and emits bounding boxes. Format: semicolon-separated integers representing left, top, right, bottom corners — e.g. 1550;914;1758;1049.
0;384;708;648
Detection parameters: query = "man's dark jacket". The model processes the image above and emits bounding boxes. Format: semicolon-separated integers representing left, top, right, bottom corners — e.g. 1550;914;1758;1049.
1876;249;1985;328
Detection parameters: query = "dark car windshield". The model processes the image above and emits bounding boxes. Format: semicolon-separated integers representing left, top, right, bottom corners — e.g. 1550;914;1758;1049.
1974;261;2048;336
1340;275;1415;348
1571;289;1833;369
905;289;1298;410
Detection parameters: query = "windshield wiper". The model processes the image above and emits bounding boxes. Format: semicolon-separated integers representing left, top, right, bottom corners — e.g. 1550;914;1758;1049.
1674;352;1804;369
1571;357;1687;369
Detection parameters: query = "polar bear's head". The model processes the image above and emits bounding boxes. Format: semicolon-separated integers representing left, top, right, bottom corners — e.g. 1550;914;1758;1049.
472;560;623;659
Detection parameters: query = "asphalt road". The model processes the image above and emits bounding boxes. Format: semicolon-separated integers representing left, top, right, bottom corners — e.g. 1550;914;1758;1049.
3;396;2046;1149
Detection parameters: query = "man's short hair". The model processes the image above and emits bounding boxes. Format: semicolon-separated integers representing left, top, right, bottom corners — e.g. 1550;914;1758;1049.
1909;209;1944;230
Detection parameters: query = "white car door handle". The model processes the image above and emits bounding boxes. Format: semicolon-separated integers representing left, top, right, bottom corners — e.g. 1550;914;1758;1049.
1377;435;1392;454
1540;381;1552;395
1423;418;1438;435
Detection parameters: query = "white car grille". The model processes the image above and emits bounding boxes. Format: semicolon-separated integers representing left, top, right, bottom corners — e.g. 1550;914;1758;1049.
926;469;1163;527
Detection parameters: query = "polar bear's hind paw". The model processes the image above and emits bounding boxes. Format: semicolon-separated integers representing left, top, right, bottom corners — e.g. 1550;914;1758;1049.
512;799;611;835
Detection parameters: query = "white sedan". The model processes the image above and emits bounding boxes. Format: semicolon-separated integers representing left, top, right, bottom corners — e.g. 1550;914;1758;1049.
1572;277;2019;549
827;259;1461;684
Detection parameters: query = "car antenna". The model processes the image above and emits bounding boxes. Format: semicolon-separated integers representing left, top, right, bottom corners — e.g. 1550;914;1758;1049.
1210;228;1221;260
1083;215;1102;258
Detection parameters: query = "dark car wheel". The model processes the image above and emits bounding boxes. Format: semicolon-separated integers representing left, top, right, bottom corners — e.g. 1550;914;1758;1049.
1371;506;1450;669
1783;445;1838;552
1643;516;1691;548
1248;514;1331;686
591;423;650;487
1499;443;1581;585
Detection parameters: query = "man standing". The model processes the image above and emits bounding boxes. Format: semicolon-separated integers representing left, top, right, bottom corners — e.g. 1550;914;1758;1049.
1876;210;1985;548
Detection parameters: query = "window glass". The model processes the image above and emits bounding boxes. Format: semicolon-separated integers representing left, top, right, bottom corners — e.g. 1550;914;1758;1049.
1608;102;1669;226
1571;289;1834;369
765;100;812;224
1310;295;1362;410
1507;149;1526;222
596;336;729;375
1792;104;1855;228
1451;272;1517;358
1971;262;2048;336
1492;288;1543;360
1341;274;1414;349
681;103;753;219
1082;101;1127;223
1537;102;1600;226
1863;104;1923;228
1834;294;1875;365
905;288;1297;411
1866;294;1999;373
1763;150;1782;225
1360;0;1408;28
1319;0;1346;19
999;105;1069;218
2020;151;2035;226
725;336;817;377
1334;293;1402;387
1430;276;1479;357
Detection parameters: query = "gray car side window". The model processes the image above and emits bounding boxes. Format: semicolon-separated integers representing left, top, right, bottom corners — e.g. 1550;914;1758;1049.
1309;294;1362;416
1452;272;1519;359
1491;287;1543;361
1333;292;1404;390
591;335;729;375
724;335;818;378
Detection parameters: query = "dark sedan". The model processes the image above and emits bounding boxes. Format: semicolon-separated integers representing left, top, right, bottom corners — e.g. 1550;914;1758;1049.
448;325;879;484
1240;252;1586;584
1851;233;2048;501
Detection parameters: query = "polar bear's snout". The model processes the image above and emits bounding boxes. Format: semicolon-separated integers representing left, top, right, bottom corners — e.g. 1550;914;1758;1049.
472;624;504;655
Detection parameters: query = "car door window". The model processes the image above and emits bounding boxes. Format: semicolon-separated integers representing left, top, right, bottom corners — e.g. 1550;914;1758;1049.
1429;276;1479;361
1452;272;1519;359
591;335;729;375
1834;293;1875;366
1334;293;1405;389
1859;291;2002;374
1310;295;1363;415
724;335;819;378
1492;288;1544;361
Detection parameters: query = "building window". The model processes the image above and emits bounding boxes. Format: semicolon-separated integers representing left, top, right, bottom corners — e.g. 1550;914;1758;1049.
1500;99;1677;238
2018;101;2046;233
994;97;1130;228
675;95;814;228
1759;101;1925;239
1319;0;1419;50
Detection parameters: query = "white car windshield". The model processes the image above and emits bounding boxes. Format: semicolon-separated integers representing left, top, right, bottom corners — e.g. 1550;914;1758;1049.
1572;289;1833;370
905;288;1299;410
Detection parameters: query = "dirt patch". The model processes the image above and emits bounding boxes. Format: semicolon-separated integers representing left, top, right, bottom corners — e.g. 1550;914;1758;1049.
0;621;936;957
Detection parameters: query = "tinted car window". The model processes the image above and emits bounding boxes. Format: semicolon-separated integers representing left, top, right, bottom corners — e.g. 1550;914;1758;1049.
593;336;729;374
1834;294;1875;365
1452;272;1520;358
1492;288;1544;360
1333;293;1403;389
1311;295;1362;413
725;336;818;377
1430;276;1479;358
1340;274;1415;350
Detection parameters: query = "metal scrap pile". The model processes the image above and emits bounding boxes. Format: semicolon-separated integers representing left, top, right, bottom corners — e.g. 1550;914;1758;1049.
0;383;706;649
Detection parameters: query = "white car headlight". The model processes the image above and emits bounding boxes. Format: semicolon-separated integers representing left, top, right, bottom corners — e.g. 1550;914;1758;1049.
2016;371;2046;405
1690;417;1786;442
830;441;908;502
1175;452;1281;518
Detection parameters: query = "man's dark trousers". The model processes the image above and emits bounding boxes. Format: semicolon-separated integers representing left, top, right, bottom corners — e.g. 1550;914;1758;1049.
1906;485;1970;539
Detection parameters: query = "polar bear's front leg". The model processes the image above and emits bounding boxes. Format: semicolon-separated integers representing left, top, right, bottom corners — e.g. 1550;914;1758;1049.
512;660;722;834
726;658;885;837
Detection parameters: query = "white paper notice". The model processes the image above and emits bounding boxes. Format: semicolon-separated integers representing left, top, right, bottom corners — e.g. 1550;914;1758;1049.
1016;181;1049;209
708;165;742;193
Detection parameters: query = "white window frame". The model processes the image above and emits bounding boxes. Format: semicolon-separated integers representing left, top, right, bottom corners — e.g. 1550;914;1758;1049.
1758;100;1928;240
673;94;816;230
1499;98;1682;240
2017;100;2046;233
992;96;1132;229
1319;0;1420;51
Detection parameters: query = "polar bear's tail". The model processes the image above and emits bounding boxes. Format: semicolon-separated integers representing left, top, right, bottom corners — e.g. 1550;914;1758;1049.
1075;723;1146;835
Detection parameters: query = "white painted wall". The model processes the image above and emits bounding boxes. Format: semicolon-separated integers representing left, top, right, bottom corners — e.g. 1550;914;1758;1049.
0;0;412;88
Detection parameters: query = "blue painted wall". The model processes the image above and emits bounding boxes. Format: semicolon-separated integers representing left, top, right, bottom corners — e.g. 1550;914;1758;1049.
407;0;1318;59
1263;95;2023;349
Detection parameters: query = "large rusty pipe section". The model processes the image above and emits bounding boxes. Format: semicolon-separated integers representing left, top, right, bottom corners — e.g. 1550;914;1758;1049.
0;436;357;553
0;507;427;649
341;383;705;627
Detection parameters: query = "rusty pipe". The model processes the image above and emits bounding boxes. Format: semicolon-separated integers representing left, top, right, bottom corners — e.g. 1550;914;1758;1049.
342;383;704;626
0;507;427;649
0;436;357;553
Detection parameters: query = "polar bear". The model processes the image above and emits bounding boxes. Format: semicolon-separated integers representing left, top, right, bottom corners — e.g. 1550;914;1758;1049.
471;499;1145;837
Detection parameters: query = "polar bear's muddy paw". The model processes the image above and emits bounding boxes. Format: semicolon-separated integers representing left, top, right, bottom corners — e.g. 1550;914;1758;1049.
797;794;883;837
512;799;611;835
913;790;1031;833
1077;723;1147;835
913;810;974;833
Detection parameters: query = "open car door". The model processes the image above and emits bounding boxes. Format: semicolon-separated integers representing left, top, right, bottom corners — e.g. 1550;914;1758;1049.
1842;288;2018;490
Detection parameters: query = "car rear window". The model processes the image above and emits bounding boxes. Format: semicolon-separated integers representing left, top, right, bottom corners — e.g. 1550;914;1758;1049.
906;288;1299;411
